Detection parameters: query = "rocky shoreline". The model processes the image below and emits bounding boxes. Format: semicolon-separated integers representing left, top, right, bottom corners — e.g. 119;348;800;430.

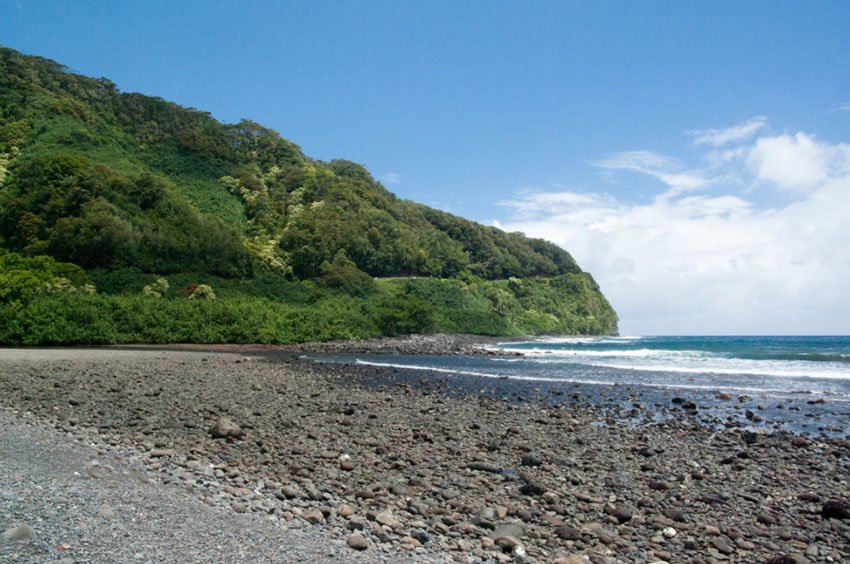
143;333;512;356
1;342;849;563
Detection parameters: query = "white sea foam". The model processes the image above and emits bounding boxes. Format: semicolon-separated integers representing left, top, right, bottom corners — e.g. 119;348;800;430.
487;344;850;380
493;335;641;348
354;359;612;385
355;359;498;378
352;359;845;396
496;348;707;359
578;359;850;380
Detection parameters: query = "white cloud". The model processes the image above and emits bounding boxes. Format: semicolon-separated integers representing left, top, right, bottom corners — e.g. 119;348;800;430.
747;132;850;191
501;191;607;219
689;116;767;146
831;101;850;112
594;150;709;194
499;126;850;335
382;172;402;185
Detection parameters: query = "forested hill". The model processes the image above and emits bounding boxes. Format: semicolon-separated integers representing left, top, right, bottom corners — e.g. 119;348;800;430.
0;46;580;279
0;47;618;343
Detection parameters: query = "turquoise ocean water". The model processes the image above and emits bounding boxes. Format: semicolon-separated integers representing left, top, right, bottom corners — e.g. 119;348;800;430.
311;336;850;437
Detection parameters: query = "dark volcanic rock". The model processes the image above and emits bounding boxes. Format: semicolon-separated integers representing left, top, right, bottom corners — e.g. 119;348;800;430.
764;555;802;564
521;452;543;466
711;536;735;555
604;504;633;523
554;525;581;541
757;511;779;525
790;436;809;447
821;500;850;520
797;492;820;502
519;483;546;496
467;461;502;473
648;479;671;491
661;507;685;522
517;470;546;496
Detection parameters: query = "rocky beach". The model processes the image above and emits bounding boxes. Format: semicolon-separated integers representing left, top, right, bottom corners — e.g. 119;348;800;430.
1;339;849;563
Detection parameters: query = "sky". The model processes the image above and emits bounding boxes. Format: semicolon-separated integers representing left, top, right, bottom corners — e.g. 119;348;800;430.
2;1;850;335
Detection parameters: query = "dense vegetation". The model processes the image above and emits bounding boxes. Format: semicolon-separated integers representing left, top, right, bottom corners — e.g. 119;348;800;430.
0;47;617;344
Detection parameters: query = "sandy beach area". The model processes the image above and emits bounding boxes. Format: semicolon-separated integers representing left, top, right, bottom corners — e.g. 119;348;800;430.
0;341;848;563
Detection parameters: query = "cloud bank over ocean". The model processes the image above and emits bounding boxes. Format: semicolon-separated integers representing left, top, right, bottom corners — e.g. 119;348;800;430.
498;118;850;335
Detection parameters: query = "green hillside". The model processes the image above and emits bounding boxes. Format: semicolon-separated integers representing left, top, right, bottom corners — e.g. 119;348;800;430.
0;47;617;344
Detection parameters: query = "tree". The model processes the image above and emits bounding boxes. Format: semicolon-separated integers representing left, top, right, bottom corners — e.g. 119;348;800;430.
319;250;375;297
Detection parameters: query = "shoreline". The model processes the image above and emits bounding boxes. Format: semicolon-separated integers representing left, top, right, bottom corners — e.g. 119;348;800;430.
99;333;516;356
1;346;848;562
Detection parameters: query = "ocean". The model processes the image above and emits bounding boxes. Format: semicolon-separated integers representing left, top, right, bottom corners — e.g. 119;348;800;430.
309;335;850;437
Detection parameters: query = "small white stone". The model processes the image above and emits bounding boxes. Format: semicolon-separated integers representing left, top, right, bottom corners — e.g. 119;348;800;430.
662;526;677;538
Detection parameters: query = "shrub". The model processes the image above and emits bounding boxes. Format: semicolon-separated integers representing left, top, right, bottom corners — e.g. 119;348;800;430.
188;284;216;300
142;277;169;298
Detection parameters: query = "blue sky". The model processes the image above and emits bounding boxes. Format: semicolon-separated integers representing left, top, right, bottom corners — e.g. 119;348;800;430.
3;1;850;334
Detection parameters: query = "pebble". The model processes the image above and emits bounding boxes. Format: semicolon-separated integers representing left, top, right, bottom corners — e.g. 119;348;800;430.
757;511;779;525
302;508;324;524
346;533;368;550
604;504;633;523
711;537;735;555
374;509;398;528
492;523;524;540
209;417;242;439
521;452;543;466
704;525;722;536
554;526;581;541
